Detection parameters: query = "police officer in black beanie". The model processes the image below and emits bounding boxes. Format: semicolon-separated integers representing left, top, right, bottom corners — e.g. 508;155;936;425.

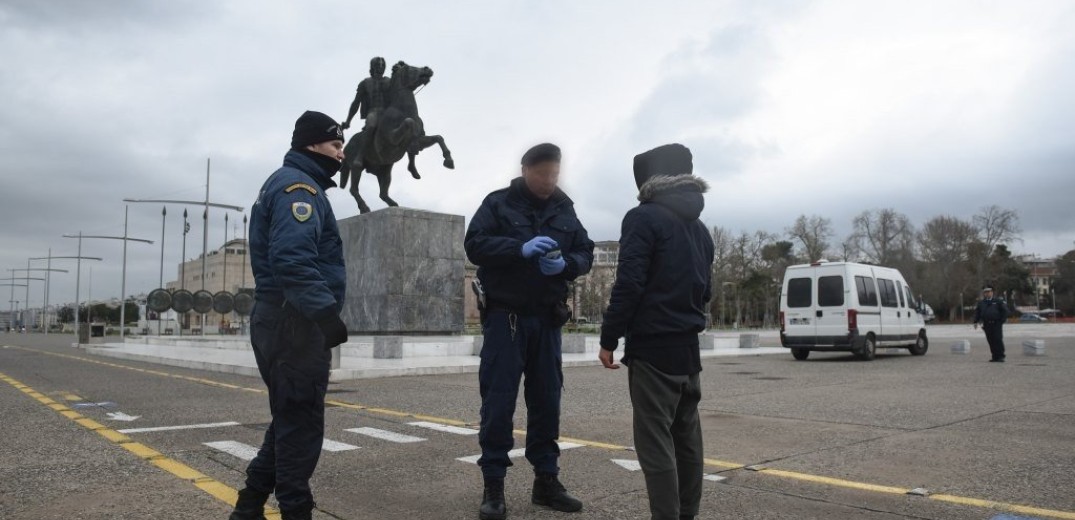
230;110;349;520
464;143;595;519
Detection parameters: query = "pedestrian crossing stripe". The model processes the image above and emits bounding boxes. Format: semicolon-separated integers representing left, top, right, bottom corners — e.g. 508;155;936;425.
408;421;479;435
456;442;584;464
204;438;359;460
346;427;426;443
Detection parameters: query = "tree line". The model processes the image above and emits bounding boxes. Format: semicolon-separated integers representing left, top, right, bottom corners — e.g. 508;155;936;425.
709;205;1045;326
577;205;1072;327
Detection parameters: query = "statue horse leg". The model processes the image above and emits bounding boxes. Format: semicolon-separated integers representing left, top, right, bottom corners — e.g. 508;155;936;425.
372;165;398;207
341;133;373;214
406;135;455;180
350;167;372;214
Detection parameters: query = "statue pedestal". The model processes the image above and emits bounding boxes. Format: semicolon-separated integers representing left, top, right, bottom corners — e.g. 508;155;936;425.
338;207;465;334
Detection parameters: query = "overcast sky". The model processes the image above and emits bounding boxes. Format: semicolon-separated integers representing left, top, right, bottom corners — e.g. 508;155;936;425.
2;0;1074;307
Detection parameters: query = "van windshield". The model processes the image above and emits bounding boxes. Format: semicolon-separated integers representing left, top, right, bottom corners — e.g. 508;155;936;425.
787;278;811;308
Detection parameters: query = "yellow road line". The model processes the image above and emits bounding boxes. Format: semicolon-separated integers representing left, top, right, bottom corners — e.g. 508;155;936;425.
0;371;280;519
7;345;1075;520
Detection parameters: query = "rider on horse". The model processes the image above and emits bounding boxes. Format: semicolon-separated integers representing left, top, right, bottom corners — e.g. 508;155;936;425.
341;57;391;171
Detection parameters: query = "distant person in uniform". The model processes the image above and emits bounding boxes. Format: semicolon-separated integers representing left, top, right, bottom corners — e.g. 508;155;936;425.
599;144;714;520
464;143;595;520
230;111;349;520
973;286;1009;363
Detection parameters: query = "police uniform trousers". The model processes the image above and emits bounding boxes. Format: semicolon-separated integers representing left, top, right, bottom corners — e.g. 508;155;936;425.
478;310;563;479
628;359;704;520
243;301;332;513
983;321;1006;359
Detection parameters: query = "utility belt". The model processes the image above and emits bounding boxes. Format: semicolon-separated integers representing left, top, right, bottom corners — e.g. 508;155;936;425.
483;300;572;329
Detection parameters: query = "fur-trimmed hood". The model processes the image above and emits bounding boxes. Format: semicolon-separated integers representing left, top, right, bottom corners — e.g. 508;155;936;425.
638;174;708;221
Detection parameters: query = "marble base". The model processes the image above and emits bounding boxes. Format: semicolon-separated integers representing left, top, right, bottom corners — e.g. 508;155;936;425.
337;207;465;334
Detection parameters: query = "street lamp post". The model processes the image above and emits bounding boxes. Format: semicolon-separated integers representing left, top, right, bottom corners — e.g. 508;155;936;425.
32;253;102;340
7;268;65;333
124;163;244;337
158;206;166;335
65;217;153;340
1;282;27;330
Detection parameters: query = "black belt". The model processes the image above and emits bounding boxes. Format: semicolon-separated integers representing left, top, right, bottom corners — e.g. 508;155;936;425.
487;302;551;317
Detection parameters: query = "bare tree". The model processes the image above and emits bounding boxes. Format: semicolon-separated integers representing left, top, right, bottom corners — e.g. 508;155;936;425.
787;214;833;262
850;208;915;266
838;235;859;262
971;205;1021;288
918;215;978;320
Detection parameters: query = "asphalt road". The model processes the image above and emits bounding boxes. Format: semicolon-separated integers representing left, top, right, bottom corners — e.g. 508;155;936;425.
1;328;1073;520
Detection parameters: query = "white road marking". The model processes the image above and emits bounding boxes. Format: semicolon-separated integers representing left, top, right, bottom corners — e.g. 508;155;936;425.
704;474;727;482
456;442;583;464
105;412;141;422
612;459;642;471
204;440;260;461
346;427;426;444
408;421;479;435
119;421;241;434
205;438;358;460
321;439;360;452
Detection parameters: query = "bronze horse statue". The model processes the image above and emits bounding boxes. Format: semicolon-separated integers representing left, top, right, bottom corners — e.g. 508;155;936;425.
339;61;454;213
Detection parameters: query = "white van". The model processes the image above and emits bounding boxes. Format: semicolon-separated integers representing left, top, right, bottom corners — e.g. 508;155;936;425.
779;261;928;361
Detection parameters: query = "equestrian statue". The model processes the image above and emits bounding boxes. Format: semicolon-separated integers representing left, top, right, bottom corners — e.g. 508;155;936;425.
340;58;454;213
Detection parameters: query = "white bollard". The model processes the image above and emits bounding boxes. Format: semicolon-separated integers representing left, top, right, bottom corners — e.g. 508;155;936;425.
1022;339;1046;356
950;340;971;354
739;333;760;349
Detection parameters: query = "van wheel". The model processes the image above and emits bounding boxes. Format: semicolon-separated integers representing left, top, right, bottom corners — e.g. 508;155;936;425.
854;335;876;361
792;348;810;361
909;332;928;356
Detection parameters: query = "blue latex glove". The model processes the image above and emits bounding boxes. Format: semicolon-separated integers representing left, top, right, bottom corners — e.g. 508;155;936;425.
539;254;567;276
521;236;558;259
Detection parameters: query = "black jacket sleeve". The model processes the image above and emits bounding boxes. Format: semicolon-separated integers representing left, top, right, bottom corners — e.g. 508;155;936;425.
464;196;523;267
973;301;983;324
600;209;655;350
561;219;595;281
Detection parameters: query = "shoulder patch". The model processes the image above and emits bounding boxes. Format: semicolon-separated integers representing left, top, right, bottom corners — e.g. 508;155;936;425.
292;201;313;222
285;183;318;195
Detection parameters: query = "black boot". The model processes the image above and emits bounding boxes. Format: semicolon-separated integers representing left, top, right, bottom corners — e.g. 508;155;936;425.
532;473;583;513
280;504;313;520
228;488;268;520
480;478;507;520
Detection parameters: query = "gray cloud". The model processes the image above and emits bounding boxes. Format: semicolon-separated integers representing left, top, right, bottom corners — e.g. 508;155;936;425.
1;0;1074;311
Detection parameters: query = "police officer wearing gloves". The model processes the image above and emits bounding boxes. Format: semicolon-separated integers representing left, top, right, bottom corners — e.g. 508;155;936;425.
230;111;349;520
464;143;595;520
973;286;1009;362
599;144;714;520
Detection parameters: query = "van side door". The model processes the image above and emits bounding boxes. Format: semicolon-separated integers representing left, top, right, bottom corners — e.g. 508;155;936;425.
876;276;901;345
853;272;881;340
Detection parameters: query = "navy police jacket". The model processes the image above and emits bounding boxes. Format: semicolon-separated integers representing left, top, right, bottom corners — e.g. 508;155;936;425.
464;178;595;314
249;150;346;322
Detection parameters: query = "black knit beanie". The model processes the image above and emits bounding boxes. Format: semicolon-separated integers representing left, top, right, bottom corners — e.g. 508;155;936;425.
291;111;344;149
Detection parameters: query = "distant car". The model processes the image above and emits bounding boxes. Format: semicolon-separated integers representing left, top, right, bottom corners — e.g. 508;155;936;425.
1020;313;1047;323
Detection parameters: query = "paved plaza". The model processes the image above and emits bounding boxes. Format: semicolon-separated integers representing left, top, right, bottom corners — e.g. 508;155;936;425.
1;326;1073;519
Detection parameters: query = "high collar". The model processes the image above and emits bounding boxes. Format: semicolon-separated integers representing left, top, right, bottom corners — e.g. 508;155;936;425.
283;150;338;190
507;177;569;212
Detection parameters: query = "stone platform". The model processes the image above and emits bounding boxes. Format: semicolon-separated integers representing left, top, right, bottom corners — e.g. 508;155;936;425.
337;207;465;335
